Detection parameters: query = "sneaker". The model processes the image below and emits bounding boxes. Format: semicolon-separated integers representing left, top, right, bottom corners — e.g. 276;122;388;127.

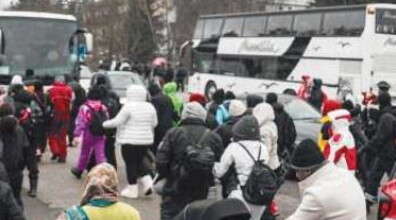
121;185;138;199
138;175;153;196
70;168;82;179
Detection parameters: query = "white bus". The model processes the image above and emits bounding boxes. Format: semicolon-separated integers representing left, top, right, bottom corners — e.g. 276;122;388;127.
186;4;396;101
0;11;92;84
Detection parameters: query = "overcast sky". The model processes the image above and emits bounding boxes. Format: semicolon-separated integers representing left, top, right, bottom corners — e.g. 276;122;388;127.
0;0;17;10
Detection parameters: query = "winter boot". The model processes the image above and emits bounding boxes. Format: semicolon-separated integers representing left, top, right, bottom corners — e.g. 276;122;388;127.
28;179;38;198
121;184;138;199
138;175;153;196
71;167;83;179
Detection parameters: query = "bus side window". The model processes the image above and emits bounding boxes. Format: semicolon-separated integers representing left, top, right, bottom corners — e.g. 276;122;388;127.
193;19;204;39
293;13;322;36
243;16;267;37
203;18;223;39
222;17;244;37
266;15;293;36
322;10;365;36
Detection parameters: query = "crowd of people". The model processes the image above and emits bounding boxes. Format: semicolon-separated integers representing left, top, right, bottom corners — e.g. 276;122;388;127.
0;68;396;220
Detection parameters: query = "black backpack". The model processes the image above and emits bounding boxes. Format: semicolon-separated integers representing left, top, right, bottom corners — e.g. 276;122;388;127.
102;95;120;119
179;129;216;186
237;143;278;206
86;105;108;136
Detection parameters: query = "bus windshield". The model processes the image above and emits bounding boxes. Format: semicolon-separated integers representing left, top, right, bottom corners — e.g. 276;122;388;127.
0;17;77;76
376;9;396;35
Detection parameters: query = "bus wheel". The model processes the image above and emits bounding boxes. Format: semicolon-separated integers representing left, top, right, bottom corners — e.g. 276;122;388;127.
205;81;217;100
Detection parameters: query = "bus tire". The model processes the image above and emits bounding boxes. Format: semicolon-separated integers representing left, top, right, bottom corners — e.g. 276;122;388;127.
205;81;217;100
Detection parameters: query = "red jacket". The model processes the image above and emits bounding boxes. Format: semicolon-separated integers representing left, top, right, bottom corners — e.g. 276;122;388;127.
48;82;72;121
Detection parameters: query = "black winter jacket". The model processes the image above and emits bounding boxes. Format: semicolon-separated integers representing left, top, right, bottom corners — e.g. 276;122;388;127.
0;181;25;220
156;118;223;197
2;126;29;173
151;92;175;151
369;106;396;160
273;103;296;155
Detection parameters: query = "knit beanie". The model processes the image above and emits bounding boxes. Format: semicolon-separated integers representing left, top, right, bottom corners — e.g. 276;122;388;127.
229;100;247;117
189;93;207;106
291;139;325;170
181;102;207;121
232;115;260;141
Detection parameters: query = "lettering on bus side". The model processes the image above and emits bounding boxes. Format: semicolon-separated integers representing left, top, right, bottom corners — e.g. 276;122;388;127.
384;38;396;47
238;39;280;54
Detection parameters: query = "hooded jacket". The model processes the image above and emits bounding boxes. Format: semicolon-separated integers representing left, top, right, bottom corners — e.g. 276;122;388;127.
323;110;356;172
253;103;280;170
163;82;183;116
368;106;396;160
103;85;158;146
287;163;366;220
74;100;108;139
273;103;296;155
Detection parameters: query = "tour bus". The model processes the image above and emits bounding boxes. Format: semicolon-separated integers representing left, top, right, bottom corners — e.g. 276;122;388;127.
0;11;92;85
186;4;396;101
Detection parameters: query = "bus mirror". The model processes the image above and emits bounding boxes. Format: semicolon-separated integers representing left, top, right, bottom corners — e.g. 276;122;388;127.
84;33;93;54
0;29;5;54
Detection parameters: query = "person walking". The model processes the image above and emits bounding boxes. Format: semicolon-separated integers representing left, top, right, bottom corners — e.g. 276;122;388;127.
156;102;223;220
323;109;357;173
287;139;366;220
266;93;296;161
163;82;183;122
0;104;29;208
59;163;141;220
91;73;121;169
215;100;247;149
66;74;86;148
148;83;175;154
308;79;327;111
47;76;73;163
253;103;280;172
71;86;108;179
31;80;49;162
214;115;269;220
365;92;396;206
103;85;157;199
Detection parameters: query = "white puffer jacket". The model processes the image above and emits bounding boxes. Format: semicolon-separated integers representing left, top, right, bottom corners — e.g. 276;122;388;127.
253;103;280;170
103;85;158;145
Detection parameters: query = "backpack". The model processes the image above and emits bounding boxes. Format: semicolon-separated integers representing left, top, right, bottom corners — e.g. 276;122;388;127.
237;142;278;206
179;129;216;186
102;95;120;119
86;105;108;136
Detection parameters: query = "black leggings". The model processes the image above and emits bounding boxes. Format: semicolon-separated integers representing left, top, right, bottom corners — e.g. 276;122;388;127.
121;145;150;184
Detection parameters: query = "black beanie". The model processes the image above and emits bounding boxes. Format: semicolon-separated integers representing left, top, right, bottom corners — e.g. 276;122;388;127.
232;115;260;141
291;139;325;170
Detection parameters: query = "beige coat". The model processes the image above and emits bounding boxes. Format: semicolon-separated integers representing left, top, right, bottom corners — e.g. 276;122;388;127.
287;163;366;220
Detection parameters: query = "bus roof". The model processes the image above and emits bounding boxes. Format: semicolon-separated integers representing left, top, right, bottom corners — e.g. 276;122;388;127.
199;3;396;19
0;11;76;21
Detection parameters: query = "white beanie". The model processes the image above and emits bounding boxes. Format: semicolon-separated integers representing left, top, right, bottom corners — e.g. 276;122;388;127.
181;102;207;121
229;100;247;117
10;75;23;85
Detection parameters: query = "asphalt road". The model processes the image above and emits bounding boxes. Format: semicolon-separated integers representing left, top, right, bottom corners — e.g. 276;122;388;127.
23;146;378;220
